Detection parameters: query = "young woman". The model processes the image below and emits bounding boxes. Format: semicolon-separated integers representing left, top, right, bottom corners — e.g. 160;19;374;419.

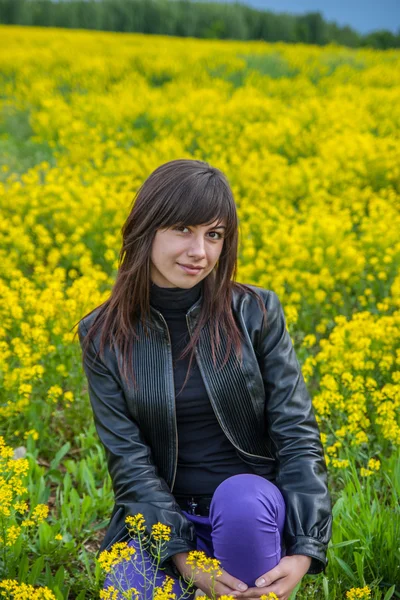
77;159;332;600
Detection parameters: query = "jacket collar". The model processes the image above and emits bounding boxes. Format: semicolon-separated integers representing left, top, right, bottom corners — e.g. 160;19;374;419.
147;292;203;333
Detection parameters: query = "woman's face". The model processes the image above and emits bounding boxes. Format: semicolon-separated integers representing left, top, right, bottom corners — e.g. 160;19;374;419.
150;220;226;288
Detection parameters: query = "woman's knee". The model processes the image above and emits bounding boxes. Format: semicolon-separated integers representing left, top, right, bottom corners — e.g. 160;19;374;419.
213;473;283;500
210;474;285;520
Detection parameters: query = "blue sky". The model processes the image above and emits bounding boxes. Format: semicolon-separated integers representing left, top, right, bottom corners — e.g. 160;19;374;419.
218;0;400;34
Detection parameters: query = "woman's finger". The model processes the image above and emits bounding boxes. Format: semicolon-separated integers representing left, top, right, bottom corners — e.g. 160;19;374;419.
215;581;246;596
217;569;249;594
234;583;286;599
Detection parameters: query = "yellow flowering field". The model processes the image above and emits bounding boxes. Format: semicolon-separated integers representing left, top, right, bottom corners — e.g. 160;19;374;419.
0;25;399;599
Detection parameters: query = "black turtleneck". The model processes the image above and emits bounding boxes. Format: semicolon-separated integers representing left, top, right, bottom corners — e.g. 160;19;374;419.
149;279;255;498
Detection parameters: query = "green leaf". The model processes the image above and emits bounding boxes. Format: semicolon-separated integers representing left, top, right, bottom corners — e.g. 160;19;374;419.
332;496;345;517
80;495;93;523
80;550;92;578
334;556;357;582
63;472;72;498
28;555;45;584
383;585;396;600
329;539;360;549
54;565;65;588
38;521;53;553
47;469;64;483
288;581;301;599
93;519;109;531
353;552;365;586
52;585;64;600
69;487;81;527
322;576;329;600
18;554;29;580
50;442;71;470
12;535;23;559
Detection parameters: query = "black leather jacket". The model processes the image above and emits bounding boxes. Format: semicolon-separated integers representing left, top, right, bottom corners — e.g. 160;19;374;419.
78;286;332;580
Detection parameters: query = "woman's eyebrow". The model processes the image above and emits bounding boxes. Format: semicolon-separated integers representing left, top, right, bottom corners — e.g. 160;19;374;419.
187;224;226;230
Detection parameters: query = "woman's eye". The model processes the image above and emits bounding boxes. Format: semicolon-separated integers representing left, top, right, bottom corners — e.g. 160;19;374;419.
173;226;222;240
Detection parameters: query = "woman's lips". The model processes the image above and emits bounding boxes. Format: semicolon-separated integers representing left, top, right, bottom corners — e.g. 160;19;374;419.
178;264;204;275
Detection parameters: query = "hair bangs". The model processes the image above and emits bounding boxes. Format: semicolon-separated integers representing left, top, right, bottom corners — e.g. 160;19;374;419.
156;172;237;237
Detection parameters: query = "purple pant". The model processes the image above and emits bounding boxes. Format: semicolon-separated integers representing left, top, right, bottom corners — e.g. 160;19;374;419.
103;474;286;598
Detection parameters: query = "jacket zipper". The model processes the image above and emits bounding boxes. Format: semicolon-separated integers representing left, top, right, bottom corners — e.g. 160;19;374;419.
185;314;274;463
154;310;179;492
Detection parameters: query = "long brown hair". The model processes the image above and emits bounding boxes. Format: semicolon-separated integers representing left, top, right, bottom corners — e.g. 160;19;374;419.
73;158;266;393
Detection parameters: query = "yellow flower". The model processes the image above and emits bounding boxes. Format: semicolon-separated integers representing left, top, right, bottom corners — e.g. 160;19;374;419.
346;585;372;599
47;385;64;404
331;458;350;469
23;429;39;440
5;524;22;546
367;458;381;471
9;458;30;476
186;550;223;576
351;431;368;446
14;500;28;514
98;542;136;573
100;586;121;600
0;579;57;599
0;481;13;517
31;503;50;523
153;576;176;600
360;468;373;477
151;522;172;542
0;444;14;460
302;334;317;348
101;588;140;600
121;588;140;600
125;513;146;534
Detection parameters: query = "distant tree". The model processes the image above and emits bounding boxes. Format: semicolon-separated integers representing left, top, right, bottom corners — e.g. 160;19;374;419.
327;23;360;48
0;0;398;49
307;12;328;45
0;0;25;23
219;4;249;40
269;12;297;43
296;12;328;45
174;0;198;37
361;29;400;49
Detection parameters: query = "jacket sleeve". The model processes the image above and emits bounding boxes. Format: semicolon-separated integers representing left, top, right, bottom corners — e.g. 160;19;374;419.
257;290;332;575
77;319;197;571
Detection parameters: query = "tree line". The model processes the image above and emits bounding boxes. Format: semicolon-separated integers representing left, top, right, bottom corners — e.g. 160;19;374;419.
1;0;399;49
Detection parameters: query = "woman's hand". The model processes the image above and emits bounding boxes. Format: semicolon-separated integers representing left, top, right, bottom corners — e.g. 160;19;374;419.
172;551;249;598
233;555;312;600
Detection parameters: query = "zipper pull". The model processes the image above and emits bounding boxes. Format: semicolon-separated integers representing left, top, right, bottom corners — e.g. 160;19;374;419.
188;497;198;515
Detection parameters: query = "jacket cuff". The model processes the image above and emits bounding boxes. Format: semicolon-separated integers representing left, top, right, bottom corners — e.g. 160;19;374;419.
285;535;328;575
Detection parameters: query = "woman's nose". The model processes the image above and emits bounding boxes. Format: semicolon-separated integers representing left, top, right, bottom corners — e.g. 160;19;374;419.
188;236;206;257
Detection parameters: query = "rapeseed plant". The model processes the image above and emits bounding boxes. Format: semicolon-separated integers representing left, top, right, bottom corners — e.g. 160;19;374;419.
346;586;371;599
98;513;196;599
0;437;50;570
0;579;57;599
1;24;399;598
